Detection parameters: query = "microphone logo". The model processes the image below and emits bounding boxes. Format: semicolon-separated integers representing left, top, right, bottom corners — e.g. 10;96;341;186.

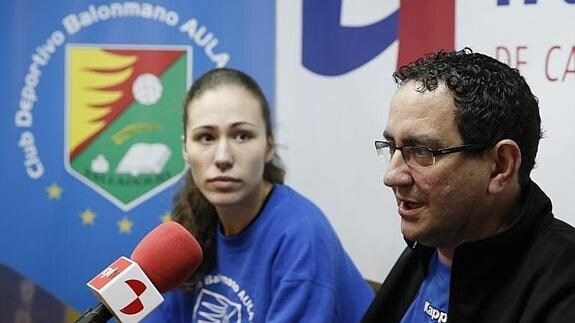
99;266;119;279
87;257;164;321
119;279;147;315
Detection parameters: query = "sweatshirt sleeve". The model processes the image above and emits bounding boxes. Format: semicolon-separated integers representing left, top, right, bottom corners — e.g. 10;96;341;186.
261;206;373;323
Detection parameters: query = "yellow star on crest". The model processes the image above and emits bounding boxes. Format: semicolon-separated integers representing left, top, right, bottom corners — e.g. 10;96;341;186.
160;212;172;223
118;217;134;234
47;182;63;200
81;209;96;225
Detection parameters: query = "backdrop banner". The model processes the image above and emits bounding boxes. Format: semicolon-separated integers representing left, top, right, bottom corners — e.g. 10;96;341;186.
0;0;275;316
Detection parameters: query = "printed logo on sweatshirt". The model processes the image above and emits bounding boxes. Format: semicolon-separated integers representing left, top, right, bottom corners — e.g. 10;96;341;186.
193;274;255;323
193;289;242;322
424;300;448;323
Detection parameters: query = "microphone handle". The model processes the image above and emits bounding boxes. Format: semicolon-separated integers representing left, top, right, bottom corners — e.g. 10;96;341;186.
75;303;114;323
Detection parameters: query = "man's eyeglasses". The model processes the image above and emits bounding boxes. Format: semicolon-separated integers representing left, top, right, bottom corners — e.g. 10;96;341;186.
374;141;489;168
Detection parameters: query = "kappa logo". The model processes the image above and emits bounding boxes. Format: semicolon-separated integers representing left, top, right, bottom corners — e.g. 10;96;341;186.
64;45;190;210
193;289;242;323
424;300;448;323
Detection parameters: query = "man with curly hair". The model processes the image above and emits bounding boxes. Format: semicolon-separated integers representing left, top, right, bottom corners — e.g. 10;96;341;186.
362;48;575;322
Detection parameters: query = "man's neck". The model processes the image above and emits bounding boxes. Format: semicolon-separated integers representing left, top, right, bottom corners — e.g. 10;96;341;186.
437;248;454;267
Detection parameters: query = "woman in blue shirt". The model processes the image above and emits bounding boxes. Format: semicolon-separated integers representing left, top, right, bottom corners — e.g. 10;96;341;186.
144;67;373;322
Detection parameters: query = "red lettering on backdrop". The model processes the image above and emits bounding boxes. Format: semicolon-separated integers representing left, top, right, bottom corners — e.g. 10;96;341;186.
545;46;575;82
496;46;512;64
546;46;561;81
495;45;528;71
397;0;455;68
516;46;528;70
563;46;575;81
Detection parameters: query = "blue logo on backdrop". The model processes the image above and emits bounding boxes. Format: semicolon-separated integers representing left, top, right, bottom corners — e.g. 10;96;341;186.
1;0;275;312
302;0;398;76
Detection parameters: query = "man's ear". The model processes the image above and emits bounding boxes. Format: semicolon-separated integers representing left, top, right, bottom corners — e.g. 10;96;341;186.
488;139;522;194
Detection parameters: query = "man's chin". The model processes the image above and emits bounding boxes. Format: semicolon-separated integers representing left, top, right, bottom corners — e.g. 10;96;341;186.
401;230;435;247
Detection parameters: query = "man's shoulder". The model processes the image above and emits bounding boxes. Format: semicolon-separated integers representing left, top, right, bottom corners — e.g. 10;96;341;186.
539;217;575;252
527;217;575;271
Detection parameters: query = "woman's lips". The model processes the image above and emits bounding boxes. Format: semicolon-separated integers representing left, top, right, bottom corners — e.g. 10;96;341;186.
208;176;240;190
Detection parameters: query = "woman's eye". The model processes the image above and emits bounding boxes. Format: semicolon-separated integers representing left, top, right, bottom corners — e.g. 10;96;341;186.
235;132;251;142
196;133;214;143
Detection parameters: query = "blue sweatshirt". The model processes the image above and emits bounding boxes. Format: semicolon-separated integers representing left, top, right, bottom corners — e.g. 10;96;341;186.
144;184;373;322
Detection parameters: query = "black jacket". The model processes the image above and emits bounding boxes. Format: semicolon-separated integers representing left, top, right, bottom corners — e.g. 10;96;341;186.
362;182;575;323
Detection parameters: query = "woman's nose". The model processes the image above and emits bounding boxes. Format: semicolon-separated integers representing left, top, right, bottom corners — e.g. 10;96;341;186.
214;139;233;170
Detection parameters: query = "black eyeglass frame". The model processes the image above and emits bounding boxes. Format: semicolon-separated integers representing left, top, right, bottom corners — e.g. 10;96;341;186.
374;140;490;167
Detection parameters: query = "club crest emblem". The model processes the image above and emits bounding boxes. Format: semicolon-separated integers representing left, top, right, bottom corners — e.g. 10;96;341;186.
65;45;191;210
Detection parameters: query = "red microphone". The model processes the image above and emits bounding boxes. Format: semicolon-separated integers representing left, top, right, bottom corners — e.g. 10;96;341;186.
131;221;203;293
77;221;203;322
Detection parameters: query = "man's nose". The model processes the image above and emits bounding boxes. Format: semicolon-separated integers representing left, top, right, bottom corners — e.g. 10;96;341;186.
383;150;413;187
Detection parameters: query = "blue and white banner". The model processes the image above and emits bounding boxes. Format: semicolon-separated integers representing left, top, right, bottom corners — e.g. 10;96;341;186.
0;0;274;316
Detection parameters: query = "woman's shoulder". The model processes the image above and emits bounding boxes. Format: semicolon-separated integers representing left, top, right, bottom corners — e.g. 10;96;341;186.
271;184;324;215
265;184;337;240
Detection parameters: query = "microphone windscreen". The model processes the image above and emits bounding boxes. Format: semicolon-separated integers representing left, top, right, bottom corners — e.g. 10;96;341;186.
131;221;203;293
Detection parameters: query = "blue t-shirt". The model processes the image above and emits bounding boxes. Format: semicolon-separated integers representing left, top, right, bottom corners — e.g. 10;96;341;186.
144;184;374;322
400;252;450;323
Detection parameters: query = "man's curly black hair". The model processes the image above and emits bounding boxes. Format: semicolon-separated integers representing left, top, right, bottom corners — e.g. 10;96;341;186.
393;47;543;187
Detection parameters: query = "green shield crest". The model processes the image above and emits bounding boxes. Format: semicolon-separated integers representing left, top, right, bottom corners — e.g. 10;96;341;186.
65;45;190;210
